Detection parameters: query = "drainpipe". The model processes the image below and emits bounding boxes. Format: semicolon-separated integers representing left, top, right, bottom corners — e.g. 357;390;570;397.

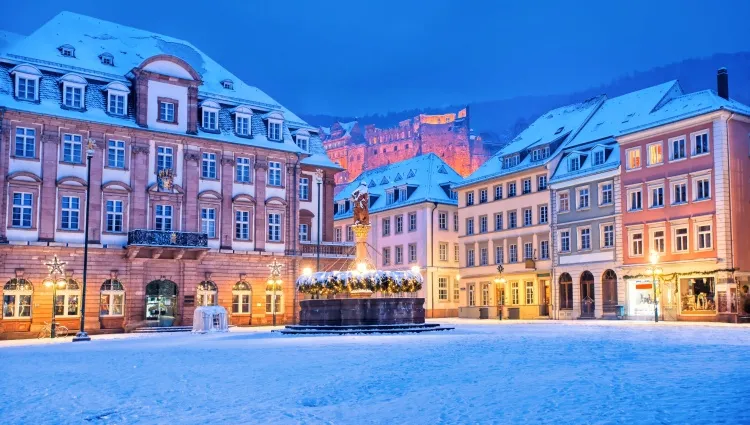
293;153;301;325
0;107;5;243
430;202;438;318
724;113;736;319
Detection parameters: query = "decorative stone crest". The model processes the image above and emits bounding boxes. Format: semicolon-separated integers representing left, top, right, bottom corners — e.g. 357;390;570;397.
157;169;174;192
185;152;200;164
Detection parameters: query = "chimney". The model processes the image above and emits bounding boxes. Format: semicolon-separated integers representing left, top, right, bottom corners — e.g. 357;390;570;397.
717;68;729;100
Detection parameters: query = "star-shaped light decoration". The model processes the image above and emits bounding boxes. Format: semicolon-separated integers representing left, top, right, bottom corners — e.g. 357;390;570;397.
268;258;283;278
45;255;67;275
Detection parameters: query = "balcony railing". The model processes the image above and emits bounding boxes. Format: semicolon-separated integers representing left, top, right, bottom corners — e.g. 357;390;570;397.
298;241;355;257
127;229;208;248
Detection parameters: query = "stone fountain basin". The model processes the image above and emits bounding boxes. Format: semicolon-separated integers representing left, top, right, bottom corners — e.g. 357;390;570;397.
299;298;425;326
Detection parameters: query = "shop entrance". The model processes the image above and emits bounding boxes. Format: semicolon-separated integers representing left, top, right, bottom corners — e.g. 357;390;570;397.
680;277;715;316
145;279;178;324
580;271;595;318
602;270;618;314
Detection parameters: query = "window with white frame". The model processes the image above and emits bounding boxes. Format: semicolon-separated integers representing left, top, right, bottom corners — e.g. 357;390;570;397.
15;75;38;101
626;147;641;170
599;182;613;205
650;185;664;208
480;247;488;266
395;245;404;264
495;245;504;264
560;230;571;252
62;134;82;163
466;191;474;206
236;157;251;183
395;215;404;234
265;290;282;314
408;212;417;231
479;188;488;203
466;217;474;235
438;212;447;230
479;215;487;233
494;185;503;200
438;277;448;300
268;120;282;141
159;101;175;123
558;191;570;212
202;108;218;130
236;115;250;136
523;208;532;227
508;210;517;229
538;175;548;191
299;223;309;242
107;140;125;168
232;281;252;314
106;200;123;233
54;279;80;317
382;247;391;266
651;229;666;254
592;149;605;166
63;84;84;109
525;281;534;305
524;242;533;260
647;142;663;166
268;161;282;186
409;244;417;263
503;155;519;168
3;279;32;318
522;178;532;194
693;132;709;156
468;284;476;306
157;146;173;172
466;248;475;267
673;226;689;253
628;188;642;211
155;205;172;231
569;155;580;171
630;231;643;256
538;205;548;224
296;136;309;152
439;243;448;261
697;222;712;250
694;176;711;201
481;283;490;306
508;182;517;197
297;178;311;202
511;282;519;305
454;244;460;262
334;227;342;242
382;217;391;236
578;227;591;250
11;192;33;228
577;187;590;209
540;240;549;259
602;224;614;248
495;212;503;230
670;137;686;160
60;196;80;230
509;244;518;263
267;213;281;241
108;92;126;115
202;152;217;179
201;208;216;238
14;127;35;158
453;213;459;232
672;180;687;204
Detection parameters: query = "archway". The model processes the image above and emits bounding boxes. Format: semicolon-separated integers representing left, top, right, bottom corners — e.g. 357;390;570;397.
145;279;178;321
602;270;618;314
580;271;595;318
558;273;573;310
197;281;217;306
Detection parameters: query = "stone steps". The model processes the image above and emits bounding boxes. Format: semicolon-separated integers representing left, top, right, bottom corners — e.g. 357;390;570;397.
275;323;454;335
132;326;192;333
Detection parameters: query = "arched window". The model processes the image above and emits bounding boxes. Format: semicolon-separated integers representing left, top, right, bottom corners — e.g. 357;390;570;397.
3;278;33;318
198;281;218;306
265;281;283;314
55;279;80;317
100;279;125;316
232;281;252;314
559;273;573;310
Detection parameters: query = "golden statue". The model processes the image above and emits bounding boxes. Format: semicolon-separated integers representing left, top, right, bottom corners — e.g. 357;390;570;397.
351;181;370;226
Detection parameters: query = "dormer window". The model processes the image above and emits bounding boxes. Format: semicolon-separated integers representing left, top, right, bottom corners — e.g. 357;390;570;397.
399;187;408;201
263;111;284;141
200;100;220;131
569;156;580;171
592;149;606;166
104;82;129;116
386;189;395;205
10;64;42;102
232;106;253;137
99;53;114;66
503;155;519;169
221;79;234;90
530;146;550;162
296;136;309;152
58;44;75;57
60;73;88;110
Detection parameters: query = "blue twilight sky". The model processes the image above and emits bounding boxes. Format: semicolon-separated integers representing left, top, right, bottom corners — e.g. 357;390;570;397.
2;0;749;117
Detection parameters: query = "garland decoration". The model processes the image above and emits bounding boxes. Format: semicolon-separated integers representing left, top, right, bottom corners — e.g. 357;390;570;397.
296;270;423;296
623;268;736;282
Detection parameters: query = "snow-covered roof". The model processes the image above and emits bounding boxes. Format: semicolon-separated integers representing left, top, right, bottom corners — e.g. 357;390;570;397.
338;121;357;136
0;30;24;56
454;96;603;188
549;138;620;184
334;153;459;217
2;11;313;129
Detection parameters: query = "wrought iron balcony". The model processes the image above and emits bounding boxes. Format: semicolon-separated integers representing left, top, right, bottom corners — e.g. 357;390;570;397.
127;229;208;248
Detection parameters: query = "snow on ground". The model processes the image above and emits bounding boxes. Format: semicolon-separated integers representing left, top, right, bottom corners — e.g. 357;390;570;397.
2;320;750;425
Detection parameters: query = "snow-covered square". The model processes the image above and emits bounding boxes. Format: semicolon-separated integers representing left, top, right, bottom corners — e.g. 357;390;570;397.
1;321;749;424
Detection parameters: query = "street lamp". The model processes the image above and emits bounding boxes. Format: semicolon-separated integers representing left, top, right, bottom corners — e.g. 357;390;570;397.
267;258;283;326
43;255;68;338
645;252;663;323
314;169;324;272
74;139;96;342
493;265;506;318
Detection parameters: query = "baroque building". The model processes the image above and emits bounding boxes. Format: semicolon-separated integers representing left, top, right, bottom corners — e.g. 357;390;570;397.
0;12;351;338
333;153;462;317
321;108;497;192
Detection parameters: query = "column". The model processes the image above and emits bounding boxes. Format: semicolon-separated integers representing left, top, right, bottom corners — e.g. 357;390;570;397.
38;131;59;241
87;133;105;243
253;157;268;251
219;156;234;248
130;141;150;229
285;160;300;254
183;150;200;232
323;175;336;242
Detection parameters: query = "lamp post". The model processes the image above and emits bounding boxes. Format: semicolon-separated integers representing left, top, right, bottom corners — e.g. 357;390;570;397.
314;169;324;272
43;256;68;339
493;265;506;319
268;258;283;327
645;252;663;323
74;140;95;342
